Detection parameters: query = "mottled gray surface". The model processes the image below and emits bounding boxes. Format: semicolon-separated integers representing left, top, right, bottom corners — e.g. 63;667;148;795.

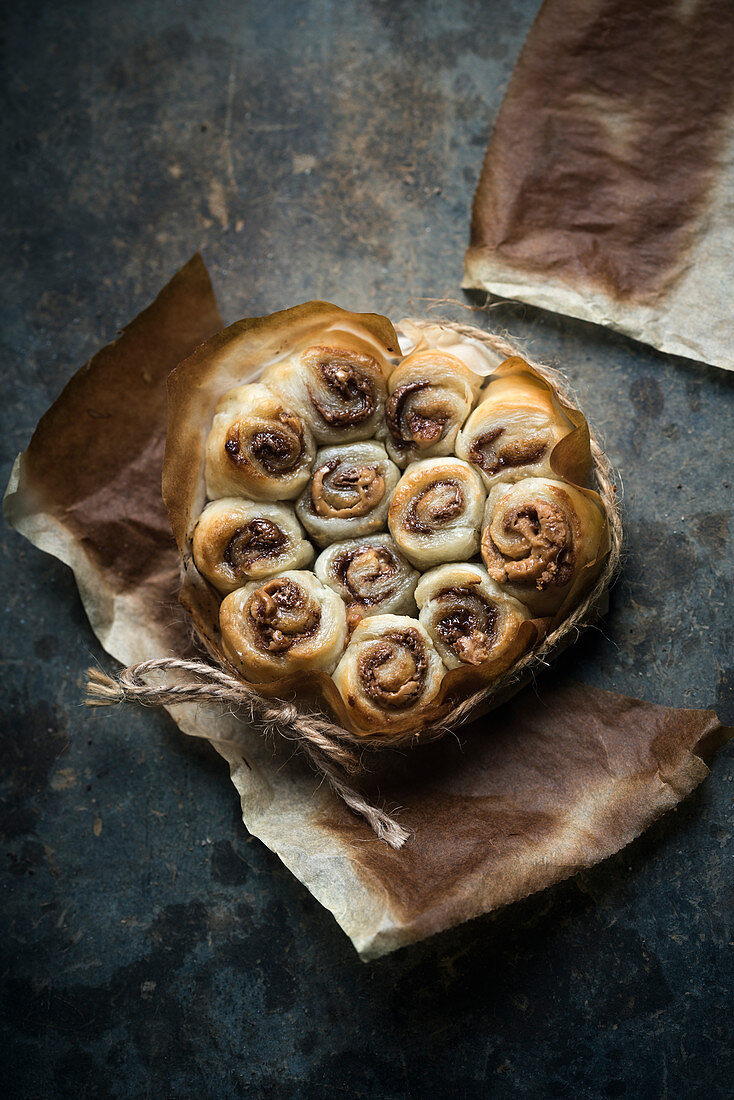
2;1;732;1097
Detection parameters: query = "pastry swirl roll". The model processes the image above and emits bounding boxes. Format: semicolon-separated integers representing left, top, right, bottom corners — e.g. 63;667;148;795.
332;615;445;732
193;498;313;594
455;371;573;489
480;477;606;615
205;383;315;501
383;349;482;467
388;458;486;569
262;344;389;445
219;570;347;681
314;534;420;630
415;562;530;670
296;442;400;547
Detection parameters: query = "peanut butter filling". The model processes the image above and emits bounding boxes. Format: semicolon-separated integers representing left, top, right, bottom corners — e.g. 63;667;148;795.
405;478;464;534
310;459;385;518
434;585;498;665
483;501;574;590
357;629;428;709
469;427;548;476
248;578;320;653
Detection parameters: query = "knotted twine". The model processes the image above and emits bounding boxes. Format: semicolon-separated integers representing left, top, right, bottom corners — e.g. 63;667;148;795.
86;322;623;849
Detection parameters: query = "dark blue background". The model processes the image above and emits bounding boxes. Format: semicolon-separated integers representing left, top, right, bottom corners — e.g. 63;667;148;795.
2;1;732;1096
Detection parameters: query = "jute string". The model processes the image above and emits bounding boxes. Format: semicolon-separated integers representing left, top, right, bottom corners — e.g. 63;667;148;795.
86;322;623;849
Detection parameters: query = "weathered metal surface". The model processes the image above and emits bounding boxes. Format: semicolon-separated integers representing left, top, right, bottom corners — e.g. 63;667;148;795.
2;0;731;1095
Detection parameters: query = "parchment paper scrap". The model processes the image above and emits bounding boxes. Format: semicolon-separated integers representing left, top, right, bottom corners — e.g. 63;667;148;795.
464;0;734;371
5;257;730;959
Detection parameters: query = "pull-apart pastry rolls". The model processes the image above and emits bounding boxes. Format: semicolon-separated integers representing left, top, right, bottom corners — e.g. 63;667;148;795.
296;442;400;546
332;615;445;733
481;477;606;616
219;570;347;681
262;342;390;445
388;458;486;569
205;383;315;501
165;299;610;738
314;534;419;630
193;499;313;594
456;366;575;488
384;349;482;467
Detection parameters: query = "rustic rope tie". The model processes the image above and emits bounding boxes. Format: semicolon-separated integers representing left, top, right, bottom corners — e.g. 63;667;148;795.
85;321;622;849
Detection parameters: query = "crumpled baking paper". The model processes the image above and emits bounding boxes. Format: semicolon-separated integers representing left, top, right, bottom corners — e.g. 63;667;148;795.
463;0;734;371
4;256;730;959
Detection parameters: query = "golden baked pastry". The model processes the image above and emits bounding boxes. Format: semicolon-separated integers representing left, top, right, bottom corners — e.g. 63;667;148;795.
193;498;313;594
220;570;347;681
314;534;419;631
205;383;315;501
296;442;400;547
481;477;606;616
455;364;576;489
261;342;390;445
331;615;445;733
415;562;530;670
383;349;483;467
387;458;486;569
162;302;609;737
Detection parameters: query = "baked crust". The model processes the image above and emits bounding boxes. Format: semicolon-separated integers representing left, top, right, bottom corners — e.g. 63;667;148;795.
163;301;400;553
163;306;607;737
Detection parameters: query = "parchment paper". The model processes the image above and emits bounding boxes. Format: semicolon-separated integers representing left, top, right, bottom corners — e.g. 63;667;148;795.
5;257;729;959
463;0;734;371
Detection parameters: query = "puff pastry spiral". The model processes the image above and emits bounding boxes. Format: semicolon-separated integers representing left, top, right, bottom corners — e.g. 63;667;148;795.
332;615;445;732
481;477;605;615
314;534;419;630
415;562;530;669
384;349;482;467
205;383;315;501
388;458;486;569
262;344;389;445
456;371;573;489
296;442;400;547
219;570;347;681
193;498;313;594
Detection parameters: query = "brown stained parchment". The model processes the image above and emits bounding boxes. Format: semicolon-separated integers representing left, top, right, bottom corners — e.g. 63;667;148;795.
4;259;731;959
464;0;734;370
5;254;223;659
318;681;727;953
24;253;223;590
